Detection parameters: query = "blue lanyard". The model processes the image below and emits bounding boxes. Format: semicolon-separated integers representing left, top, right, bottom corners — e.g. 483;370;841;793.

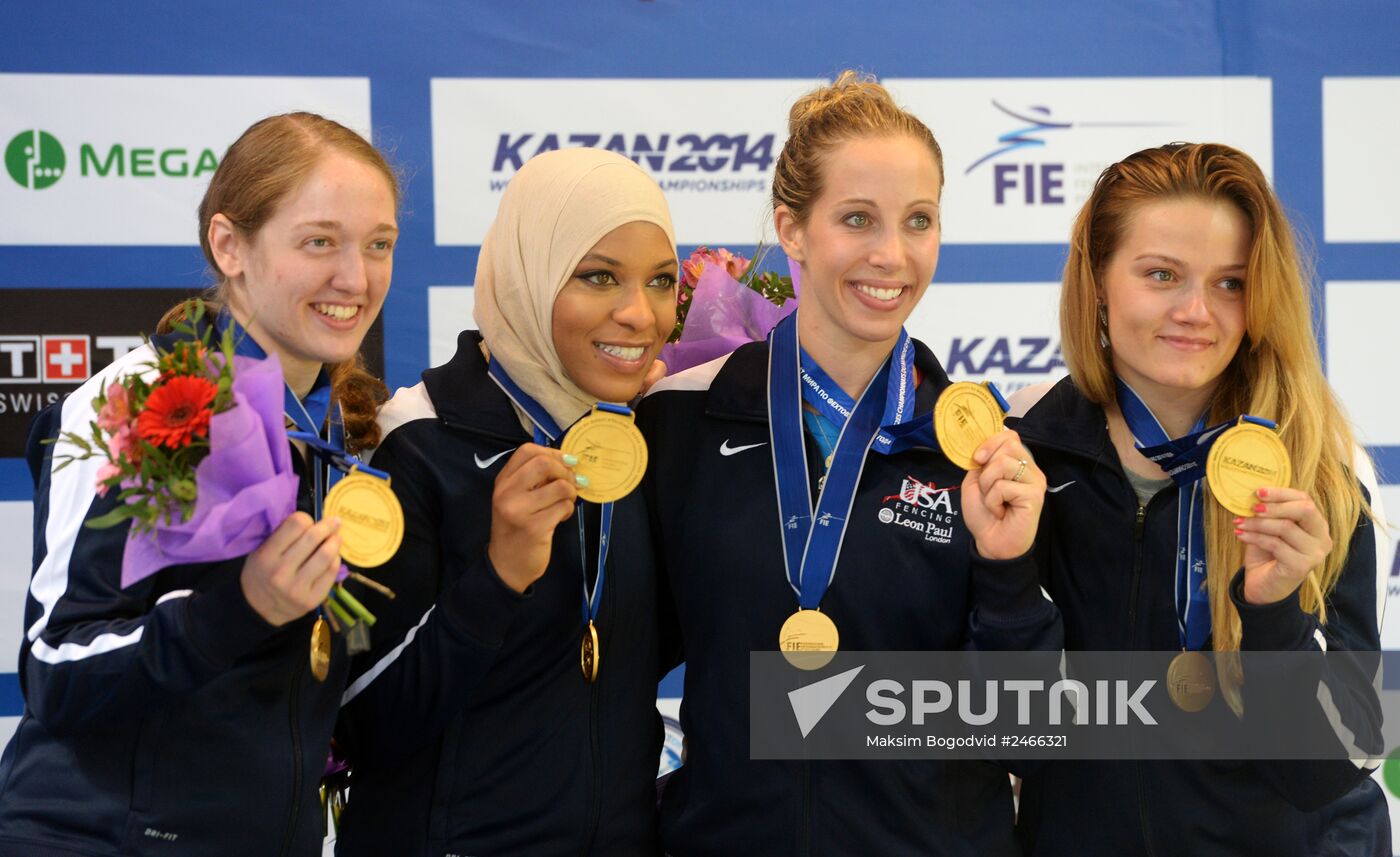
286;432;389;481
797;330;938;456
769;313;892;609
1115;380;1278;651
487;356;612;627
218;311;340;517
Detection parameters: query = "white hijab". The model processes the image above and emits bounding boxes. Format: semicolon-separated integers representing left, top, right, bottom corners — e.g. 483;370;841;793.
473;147;676;432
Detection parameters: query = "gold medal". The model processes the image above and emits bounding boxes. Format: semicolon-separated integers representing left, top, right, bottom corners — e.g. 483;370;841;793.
580;620;601;682
309;616;331;682
1205;420;1291;517
1166;650;1215;712
779;609;839;670
323;470;405;568
560;407;648;504
933;381;1006;471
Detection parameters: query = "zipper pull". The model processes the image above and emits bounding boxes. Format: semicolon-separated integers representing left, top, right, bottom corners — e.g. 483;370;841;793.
1134;504;1146;540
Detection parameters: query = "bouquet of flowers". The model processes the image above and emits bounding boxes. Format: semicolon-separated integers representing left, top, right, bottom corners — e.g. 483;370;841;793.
51;302;384;634
660;244;801;375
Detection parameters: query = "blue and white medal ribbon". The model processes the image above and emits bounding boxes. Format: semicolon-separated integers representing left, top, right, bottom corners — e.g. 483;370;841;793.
488;356;610;681
768;313;893;657
797;329;937;457
1114;380;1286;652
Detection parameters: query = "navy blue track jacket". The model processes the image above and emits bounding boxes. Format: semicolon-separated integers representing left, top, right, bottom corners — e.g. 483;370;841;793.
1012;376;1389;857
637;339;1063;857
0;330;346;857
334;331;666;856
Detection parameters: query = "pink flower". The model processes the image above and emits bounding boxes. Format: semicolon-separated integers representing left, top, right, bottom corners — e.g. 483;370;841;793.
682;250;709;288
95;462;122;497
715;247;749;280
682;247;751;289
108;424;134;461
96;381;132;434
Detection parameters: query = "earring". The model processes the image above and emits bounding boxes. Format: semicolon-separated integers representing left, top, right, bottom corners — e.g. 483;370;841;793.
1097;303;1110;348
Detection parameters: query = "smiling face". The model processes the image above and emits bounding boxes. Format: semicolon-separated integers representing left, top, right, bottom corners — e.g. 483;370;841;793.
551;220;677;403
776;134;942;357
216;152;398;391
1101;196;1250;410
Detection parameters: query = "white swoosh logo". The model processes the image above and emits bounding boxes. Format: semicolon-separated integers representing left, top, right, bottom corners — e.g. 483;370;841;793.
1046;481;1076;494
474;448;515;469
720;440;767;457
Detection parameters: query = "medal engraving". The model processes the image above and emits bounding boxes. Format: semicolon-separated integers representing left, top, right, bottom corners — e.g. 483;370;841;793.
1205;421;1292;517
561;408;648;504
323;471;405;568
581;621;601;682
1167;650;1216;712
779;609;840;670
934;382;1005;471
309;616;331;682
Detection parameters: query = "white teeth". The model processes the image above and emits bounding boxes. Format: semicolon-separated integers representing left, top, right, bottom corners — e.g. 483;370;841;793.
596;343;645;361
314;303;359;321
855;283;902;301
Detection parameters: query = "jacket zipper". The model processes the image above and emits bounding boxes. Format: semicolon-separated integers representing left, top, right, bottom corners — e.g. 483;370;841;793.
579;677;603;855
1127;503;1157;857
581;512;610;855
1126;504;1146;649
1024;422;1164;855
801;761;812;857
279;635;307;857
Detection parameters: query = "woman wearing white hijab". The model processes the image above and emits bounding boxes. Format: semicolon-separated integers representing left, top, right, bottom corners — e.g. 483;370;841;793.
335;147;679;856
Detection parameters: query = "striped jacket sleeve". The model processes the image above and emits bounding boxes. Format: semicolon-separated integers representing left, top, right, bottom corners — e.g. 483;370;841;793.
1231;449;1388;810
20;347;279;737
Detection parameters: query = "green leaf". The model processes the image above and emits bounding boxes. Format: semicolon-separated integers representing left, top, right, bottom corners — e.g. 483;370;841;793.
84;505;138;530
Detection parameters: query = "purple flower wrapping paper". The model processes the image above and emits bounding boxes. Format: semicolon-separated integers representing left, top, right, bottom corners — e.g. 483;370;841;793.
120;354;298;588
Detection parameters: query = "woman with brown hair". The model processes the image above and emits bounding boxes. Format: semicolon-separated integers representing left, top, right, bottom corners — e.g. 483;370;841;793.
0;111;398;857
639;71;1060;856
1012;142;1387;856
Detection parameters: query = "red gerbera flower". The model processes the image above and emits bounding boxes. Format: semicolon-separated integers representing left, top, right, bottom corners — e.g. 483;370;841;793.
137;375;217;449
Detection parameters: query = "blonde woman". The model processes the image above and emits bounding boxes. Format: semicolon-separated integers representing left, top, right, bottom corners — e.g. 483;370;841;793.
1012;142;1387;856
641;72;1058;857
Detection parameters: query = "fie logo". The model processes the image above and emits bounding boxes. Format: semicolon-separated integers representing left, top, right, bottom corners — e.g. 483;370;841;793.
5;130;66;190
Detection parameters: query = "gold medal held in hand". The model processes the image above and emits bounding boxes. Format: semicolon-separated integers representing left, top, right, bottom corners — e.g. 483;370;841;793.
581;620;601;682
323;469;405;568
1166;650;1215;712
309;616;331;682
560;406;648;504
1205;419;1291;517
934;381;1006;471
779;609;839;670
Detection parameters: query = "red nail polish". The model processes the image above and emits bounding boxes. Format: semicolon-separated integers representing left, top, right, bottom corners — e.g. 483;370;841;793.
1258;488;1268;498
1233;517;1243;525
1234;528;1244;536
1253;503;1267;514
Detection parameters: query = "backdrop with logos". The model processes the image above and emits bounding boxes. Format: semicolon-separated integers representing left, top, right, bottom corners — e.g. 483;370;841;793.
3;0;1400;848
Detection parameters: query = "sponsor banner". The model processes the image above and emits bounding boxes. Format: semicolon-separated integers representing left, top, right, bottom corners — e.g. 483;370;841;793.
751;651;1389;760
2;499;31;735
0;289;384;458
427;285;474;368
1324;78;1400;242
0;500;31;676
906;282;1065;395
884;78;1273;244
431;78;823;246
1325;281;1400;447
1380;485;1400;650
0;74;371;245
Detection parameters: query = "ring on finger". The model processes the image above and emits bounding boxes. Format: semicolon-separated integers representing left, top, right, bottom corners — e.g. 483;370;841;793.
1012;459;1028;483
